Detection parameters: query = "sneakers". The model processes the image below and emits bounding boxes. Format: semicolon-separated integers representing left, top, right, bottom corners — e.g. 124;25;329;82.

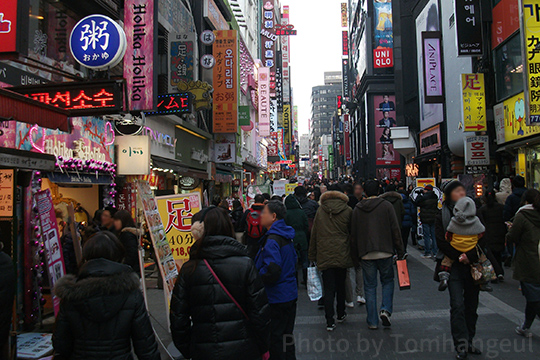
326;323;336;332
516;325;533;338
438;271;450;292
380;310;391;327
497;274;505;282
337;314;347;323
345;301;355;308
357;296;366;305
368;324;378;330
421;254;432;259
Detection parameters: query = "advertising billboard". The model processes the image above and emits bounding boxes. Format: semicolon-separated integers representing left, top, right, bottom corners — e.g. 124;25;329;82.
374;95;400;166
373;0;393;68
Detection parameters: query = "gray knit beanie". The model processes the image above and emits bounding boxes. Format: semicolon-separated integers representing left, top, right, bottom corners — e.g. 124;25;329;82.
446;197;485;235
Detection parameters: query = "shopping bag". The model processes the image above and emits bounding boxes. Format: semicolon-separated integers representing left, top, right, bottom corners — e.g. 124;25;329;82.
396;259;411;290
307;266;323;301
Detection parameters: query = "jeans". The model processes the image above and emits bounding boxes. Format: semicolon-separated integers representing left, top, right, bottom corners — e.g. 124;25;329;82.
422;223;437;256
269;299;297;360
401;226;411;253
447;262;480;350
345;266;364;303
361;257;395;327
321;268;347;326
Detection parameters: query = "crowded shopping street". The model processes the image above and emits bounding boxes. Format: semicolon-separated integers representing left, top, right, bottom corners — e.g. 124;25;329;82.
2;0;540;359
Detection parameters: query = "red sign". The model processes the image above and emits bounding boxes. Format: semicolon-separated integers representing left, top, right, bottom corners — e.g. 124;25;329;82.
343;114;351;163
491;0;519;49
342;31;349;56
374;48;393;68
0;0;17;53
275;24;297;35
145;93;192;115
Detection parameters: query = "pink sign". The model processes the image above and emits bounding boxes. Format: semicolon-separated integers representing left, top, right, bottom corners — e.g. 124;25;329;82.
35;189;66;315
258;67;270;137
124;0;155;111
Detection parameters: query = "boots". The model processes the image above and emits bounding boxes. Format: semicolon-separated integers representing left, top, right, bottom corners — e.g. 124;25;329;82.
438;271;450;291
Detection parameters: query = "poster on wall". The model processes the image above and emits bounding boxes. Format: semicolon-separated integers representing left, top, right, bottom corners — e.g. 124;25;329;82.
374;95;400;166
373;0;393;69
416;0;444;130
213;30;238;133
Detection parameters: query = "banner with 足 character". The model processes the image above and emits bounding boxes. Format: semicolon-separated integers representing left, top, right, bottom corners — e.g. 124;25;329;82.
156;192;202;268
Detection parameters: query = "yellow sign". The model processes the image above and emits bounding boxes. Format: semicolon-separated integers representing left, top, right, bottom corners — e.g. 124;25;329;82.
416;178;435;188
0;169;14;217
524;0;540;124
501;92;540;143
285;183;298;196
157;192;202;266
461;73;487;132
341;3;348;27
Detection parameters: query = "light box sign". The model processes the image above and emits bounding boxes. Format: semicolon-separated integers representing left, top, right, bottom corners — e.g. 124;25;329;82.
524;0;540;124
11;80;124;116
0;0;17;53
374;94;400;166
169;32;195;93
342;31;349;56
258;67;271;137
124;0;156;111
373;0;393;69
422;32;444;104
461;73;487;131
261;0;276;94
282;6;291;103
465;136;489;166
455;0;483;56
116;135;150;175
69;14;127;70
341;3;348;27
342;58;350;98
144;93;192;115
213;30;238;133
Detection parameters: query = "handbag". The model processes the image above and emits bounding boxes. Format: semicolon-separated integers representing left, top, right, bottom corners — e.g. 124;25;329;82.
307;265;323;301
204;259;270;360
470;247;497;283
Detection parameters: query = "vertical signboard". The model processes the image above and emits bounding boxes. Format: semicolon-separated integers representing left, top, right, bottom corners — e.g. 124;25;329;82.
270;99;278;132
169;32;195;93
464;136;490;166
213;30;238;133
374;94;400;166
283;104;292;152
318;144;323;170
342;31;349;56
422;32;444;103
455;0;483;56
524;0;540;124
461;73;487;131
0;0;18;53
282;6;291;103
0;169;14;217
124;0;156;111
341;3;348;27
261;0;277;95
343;114;351;165
258;67;271;136
373;0;393;68
342;58;350;98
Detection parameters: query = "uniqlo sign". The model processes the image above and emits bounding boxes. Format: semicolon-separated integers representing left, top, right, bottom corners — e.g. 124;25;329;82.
0;0;18;53
465;136;489;166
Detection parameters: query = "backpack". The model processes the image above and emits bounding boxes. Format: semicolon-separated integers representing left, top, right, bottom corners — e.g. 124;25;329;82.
246;208;263;239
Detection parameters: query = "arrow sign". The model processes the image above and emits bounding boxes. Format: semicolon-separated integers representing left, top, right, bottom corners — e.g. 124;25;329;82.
465;124;485;131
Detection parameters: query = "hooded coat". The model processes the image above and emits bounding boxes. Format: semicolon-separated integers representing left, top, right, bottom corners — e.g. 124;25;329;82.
171;236;270;360
380;191;405;225
350;197;404;262
118;227;140;275
296;196;319;219
415;190;440;224
496;178;512;205
284;195;309;252
309;191;354;271
506;208;540;284
255;220;298;304
504;186;527;221
52;259;160;360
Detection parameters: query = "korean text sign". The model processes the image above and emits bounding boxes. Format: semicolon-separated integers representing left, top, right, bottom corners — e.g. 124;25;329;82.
213;30;238;133
461;73;487;131
157;192;201;264
124;0;155;111
260;0;276;94
116;135;150;175
524;0;540;124
465;136;490;166
35;189;66;315
455;0;483;56
0;0;17;53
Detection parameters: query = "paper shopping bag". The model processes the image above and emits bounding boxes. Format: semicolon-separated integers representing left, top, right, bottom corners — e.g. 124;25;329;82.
396;259;411;290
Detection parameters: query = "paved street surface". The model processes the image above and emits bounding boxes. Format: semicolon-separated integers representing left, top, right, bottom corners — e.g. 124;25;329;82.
146;247;540;359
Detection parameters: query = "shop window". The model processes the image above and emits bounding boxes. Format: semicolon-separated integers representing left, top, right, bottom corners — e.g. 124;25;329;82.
494;34;524;101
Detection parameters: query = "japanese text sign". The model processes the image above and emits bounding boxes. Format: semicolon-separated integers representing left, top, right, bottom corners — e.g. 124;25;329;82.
258;67;271;136
35;189;66;315
0;0;17;53
455;0;484;56
496;92;540;143
116;135;150;175
465;136;490;166
524;0;540;124
461;73;487;131
124;0;156;111
145;93;192;115
213;30;238;133
70;14;126;69
0;169;14;217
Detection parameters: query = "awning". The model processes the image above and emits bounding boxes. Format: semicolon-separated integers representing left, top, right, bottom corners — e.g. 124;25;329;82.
151;156;209;179
0;147;56;171
0;87;70;132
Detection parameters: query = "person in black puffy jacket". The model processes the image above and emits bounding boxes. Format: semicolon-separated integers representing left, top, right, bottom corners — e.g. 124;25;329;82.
399;186;416;253
53;231;160;360
113;210;141;276
170;206;270;360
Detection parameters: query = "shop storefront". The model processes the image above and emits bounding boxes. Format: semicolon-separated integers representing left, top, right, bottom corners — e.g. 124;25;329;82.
415;124;442;181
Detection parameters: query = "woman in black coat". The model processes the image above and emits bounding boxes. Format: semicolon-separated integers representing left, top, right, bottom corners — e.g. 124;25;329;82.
170;207;270;360
53;231;160;360
477;190;507;279
113;210;141;276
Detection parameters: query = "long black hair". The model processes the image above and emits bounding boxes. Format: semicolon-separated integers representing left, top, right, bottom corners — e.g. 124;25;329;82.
113;209;136;229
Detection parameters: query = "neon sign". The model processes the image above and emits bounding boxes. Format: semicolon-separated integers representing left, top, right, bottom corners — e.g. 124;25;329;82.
274;24;297;36
144;93;192;115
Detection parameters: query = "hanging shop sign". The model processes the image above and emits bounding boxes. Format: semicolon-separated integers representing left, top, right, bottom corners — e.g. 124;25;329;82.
464;136;489;166
213;133;236;163
200;54;216;69
277;128;286;159
267;132;278;157
267;162;281;172
342;58;350;98
493;102;506;145
405;163;419;177
274;24;297;36
213;30;238;133
124;0;156;111
10;80;124;116
258;67;271;136
283;104;292;148
282;6;291;103
177;80;213;110
35;189;66;315
169;32;195;93
421;31;444;104
239;105;250;127
342;31;349;56
341;3;348;28
275;60;283;109
270;99;278;132
200;30;216;45
203;0;229;31
69;14;127;69
524;0;540;124
113;113;145;136
495;92;540;144
461;73;487;131
116;135;150;175
239;37;254;95
419;124;441;154
261;0;276;93
455;0;483;56
373;0;393;69
491;0;520;49
144;93;192;115
0;169;14;217
343;114;351;164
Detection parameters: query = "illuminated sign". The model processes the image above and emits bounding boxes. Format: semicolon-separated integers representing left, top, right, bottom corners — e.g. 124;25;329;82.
373;0;394;69
422;31;444;104
524;0;540;124
11;80;124;116
258;67;271;136
144;93;192;115
69;14;127;69
0;0;17;53
261;0;276;94
342;31;349;56
461;73;487;131
337;95;343;116
275;24;297;36
276;160;292;164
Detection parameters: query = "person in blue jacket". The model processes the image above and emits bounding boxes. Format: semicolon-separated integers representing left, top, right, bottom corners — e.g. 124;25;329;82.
255;200;298;360
398;184;415;254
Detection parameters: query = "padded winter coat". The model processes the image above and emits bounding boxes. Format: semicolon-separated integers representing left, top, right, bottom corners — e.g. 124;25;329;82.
285;194;309;252
53;259;160;360
401;192;415;228
477;203;507;253
170;236;270;360
380;191;405;224
118;227;140;275
415;191;440;224
506;209;540;285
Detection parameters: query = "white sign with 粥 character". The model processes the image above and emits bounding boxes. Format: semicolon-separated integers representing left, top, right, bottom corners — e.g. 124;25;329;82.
464;136;490;166
116;135;150;175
